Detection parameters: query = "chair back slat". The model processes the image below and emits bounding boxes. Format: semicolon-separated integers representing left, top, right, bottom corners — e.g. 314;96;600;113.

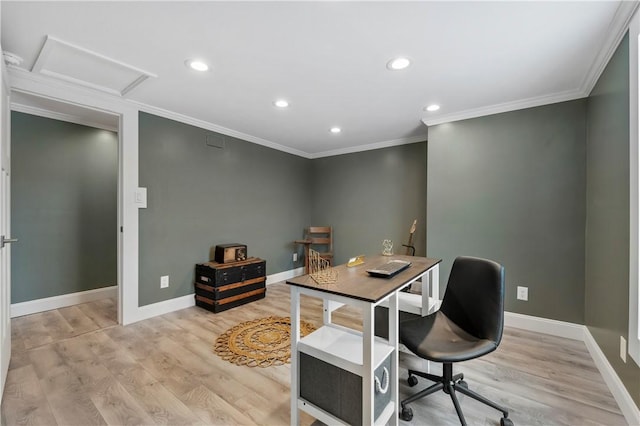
308;226;331;234
310;237;330;245
304;226;333;265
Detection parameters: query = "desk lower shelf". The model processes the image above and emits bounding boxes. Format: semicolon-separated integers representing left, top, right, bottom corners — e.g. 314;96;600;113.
297;324;395;426
298;324;394;375
378;292;441;316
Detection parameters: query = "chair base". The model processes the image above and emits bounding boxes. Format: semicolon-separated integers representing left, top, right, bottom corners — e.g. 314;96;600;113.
400;363;513;426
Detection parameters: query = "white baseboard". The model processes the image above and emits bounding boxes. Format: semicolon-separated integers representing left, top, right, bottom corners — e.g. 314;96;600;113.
505;311;640;426
504;311;585;340
583;328;640;426
134;293;195;323
25;278;635;424
266;267;304;285
11;285;117;318
130;267;304;323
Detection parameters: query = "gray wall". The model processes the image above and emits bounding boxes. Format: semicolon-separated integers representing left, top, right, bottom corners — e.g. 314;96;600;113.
586;33;639;408
309;142;427;264
427;100;587;324
11;112;118;303
138;112;311;306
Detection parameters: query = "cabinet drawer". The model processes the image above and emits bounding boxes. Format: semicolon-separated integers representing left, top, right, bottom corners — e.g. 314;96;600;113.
195;287;266;313
195;258;265;286
195;277;265;300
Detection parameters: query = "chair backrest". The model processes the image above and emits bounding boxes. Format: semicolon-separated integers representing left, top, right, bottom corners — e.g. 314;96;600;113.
305;226;333;254
440;256;505;344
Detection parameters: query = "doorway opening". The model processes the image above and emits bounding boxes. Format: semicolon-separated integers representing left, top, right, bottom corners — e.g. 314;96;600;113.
9;91;121;326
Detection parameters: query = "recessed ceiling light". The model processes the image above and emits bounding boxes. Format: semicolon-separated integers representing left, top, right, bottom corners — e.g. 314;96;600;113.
185;59;209;72
330;127;341;134
425;104;440;112
274;99;289;108
387;57;411;70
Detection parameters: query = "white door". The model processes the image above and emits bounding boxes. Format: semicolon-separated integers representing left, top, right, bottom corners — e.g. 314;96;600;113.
0;52;13;399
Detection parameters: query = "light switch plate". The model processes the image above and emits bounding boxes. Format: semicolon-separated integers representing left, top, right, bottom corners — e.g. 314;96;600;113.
135;187;147;208
516;286;528;301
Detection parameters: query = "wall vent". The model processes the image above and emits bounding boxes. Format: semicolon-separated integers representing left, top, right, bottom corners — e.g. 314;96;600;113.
206;134;226;149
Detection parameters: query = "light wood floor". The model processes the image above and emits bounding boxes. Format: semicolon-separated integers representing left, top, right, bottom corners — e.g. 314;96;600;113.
1;283;627;426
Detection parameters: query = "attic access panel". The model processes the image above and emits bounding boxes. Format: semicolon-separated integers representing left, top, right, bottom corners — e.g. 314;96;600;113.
32;35;156;96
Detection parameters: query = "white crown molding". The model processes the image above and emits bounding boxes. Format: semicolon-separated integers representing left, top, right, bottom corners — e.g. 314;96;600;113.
309;133;428;159
9;67;310;157
422;88;586;127
135;100;429;160
9;67;428;159
424;2;640;128
131;101;313;159
580;1;640;97
10;101;118;132
11;286;117;318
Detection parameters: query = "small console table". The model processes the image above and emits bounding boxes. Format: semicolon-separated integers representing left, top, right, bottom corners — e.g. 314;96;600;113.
287;255;441;425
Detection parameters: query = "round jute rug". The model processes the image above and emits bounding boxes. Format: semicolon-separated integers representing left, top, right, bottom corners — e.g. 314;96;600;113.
213;316;316;368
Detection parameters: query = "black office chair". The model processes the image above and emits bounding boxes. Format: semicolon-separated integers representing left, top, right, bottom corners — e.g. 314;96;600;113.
399;256;513;426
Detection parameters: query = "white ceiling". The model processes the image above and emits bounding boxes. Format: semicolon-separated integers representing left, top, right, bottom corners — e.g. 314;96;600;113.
1;1;636;158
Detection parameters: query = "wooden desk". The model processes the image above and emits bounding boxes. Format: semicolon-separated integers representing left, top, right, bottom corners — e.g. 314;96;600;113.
287;255;441;425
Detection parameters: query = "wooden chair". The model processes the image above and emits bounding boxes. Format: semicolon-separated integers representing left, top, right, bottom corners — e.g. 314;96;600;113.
295;226;333;274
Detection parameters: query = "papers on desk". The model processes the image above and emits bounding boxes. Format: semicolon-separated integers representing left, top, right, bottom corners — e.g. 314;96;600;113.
347;255;365;267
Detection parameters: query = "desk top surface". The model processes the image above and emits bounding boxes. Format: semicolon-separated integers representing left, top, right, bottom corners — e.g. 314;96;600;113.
286;255;441;303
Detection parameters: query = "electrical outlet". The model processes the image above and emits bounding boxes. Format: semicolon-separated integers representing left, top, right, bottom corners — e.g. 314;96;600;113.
293;253;298;262
621;336;627;363
516;286;528;301
160;275;169;288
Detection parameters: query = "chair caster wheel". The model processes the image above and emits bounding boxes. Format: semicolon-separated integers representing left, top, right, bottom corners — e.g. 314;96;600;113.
457;380;468;389
407;375;418;387
500;416;514;426
400;406;413;421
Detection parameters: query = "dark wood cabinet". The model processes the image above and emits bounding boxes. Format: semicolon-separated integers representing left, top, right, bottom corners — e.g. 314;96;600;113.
194;257;266;313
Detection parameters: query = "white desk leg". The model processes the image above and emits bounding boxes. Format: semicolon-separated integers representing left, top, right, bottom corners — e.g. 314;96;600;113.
363;304;374;425
421;265;439;375
290;287;300;426
388;292;399;426
422;264;440;315
430;264;440;303
323;299;331;324
323;300;344;324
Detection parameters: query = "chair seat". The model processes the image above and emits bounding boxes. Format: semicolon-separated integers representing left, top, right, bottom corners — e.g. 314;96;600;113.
400;311;498;363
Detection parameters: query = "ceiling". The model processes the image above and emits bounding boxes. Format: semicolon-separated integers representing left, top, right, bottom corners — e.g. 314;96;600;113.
1;1;636;158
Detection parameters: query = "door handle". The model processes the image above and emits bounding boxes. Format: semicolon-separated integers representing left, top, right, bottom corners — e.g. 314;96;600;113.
1;235;18;249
